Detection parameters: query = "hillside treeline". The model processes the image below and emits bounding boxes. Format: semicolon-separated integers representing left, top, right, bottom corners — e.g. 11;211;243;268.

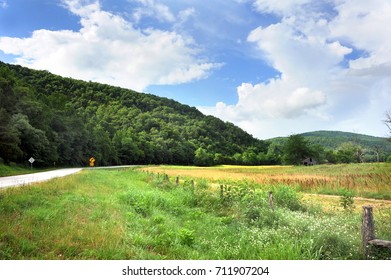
0;61;267;167
1;62;390;167
267;132;391;164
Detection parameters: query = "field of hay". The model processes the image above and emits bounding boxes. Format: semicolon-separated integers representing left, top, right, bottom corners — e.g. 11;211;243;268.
140;163;391;215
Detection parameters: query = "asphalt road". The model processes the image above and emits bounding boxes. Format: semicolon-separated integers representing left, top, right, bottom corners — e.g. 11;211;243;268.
0;168;83;189
0;165;138;189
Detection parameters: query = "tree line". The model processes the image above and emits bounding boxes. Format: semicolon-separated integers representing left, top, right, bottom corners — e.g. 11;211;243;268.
1;61;390;167
0;61;266;167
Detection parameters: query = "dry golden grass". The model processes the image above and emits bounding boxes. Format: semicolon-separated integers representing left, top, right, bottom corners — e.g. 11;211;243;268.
302;194;391;213
140;163;391;200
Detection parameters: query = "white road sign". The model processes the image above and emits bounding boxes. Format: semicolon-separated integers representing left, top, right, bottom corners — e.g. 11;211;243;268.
28;157;35;164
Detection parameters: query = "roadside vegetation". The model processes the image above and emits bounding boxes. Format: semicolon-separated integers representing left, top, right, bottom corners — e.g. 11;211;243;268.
1;167;390;260
0;162;48;177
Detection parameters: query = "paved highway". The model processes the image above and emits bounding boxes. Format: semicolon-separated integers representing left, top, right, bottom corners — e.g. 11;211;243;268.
0;165;137;189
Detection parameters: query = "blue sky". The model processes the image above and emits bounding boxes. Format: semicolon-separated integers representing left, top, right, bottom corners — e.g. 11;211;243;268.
1;0;391;139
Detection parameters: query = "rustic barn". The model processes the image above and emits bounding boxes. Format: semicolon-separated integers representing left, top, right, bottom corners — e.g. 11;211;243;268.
302;157;316;166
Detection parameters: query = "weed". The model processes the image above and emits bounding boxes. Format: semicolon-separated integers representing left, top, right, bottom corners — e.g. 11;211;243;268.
196;178;209;190
272;185;303;211
178;228;195;246
367;244;391;260
339;188;355;211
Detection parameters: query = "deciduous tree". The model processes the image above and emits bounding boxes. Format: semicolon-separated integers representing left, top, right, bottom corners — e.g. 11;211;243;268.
283;134;312;165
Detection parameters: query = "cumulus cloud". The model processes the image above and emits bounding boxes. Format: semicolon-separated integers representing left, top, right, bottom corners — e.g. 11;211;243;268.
132;0;175;23
330;0;391;70
0;0;219;91
0;0;7;9
200;0;391;139
253;0;312;15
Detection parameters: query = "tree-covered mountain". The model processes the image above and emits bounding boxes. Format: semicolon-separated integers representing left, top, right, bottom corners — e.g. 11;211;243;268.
0;61;266;167
302;130;390;148
267;130;391;163
1;61;390;167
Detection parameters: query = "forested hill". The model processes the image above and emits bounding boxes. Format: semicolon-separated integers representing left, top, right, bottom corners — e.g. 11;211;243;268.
268;130;391;163
0;61;266;167
300;131;390;150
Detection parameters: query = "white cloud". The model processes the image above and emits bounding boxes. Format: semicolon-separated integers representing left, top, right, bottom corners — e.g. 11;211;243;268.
178;8;195;22
0;0;219;91
330;0;391;70
132;0;175;23
0;0;7;9
200;0;391;139
234;80;327;119
253;0;312;15
247;20;351;86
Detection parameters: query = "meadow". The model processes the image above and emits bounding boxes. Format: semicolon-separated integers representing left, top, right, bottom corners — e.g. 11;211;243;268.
141;163;391;200
0;164;390;260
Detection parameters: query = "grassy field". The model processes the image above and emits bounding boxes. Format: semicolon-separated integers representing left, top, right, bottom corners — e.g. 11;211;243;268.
141;163;391;200
1;166;390;260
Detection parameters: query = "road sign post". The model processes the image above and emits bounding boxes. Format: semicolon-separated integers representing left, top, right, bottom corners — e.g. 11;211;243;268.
28;157;35;170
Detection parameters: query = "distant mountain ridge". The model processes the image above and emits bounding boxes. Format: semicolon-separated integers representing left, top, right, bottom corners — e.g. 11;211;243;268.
268;130;391;162
300;130;389;148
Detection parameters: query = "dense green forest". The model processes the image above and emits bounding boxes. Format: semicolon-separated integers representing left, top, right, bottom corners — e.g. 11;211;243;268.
1;61;390;167
0;61;266;167
268;131;391;164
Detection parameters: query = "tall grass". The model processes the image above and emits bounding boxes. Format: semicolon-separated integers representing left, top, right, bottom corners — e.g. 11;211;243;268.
142;163;391;199
1;168;390;260
0;163;41;177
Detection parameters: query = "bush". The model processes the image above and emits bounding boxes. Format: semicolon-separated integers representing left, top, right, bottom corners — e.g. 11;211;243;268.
339;188;355;210
194;148;214;166
197;178;209;190
367;244;391;260
178;228;195;246
272;185;302;211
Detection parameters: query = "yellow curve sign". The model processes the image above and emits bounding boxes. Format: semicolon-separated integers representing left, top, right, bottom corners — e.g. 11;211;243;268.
89;157;95;167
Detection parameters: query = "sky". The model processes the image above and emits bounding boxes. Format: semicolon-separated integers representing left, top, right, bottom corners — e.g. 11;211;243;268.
0;0;390;140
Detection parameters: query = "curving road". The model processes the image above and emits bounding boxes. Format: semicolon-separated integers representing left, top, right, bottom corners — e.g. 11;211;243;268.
0;165;138;189
0;168;83;189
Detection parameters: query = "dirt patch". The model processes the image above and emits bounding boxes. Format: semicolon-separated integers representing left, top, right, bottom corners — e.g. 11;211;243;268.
302;193;391;213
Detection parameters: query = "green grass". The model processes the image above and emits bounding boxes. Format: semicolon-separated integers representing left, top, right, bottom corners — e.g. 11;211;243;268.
0;163;53;177
0;168;390;260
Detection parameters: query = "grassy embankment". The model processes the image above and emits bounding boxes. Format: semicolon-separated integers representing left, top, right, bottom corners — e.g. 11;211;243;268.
1;165;390;260
0;163;57;177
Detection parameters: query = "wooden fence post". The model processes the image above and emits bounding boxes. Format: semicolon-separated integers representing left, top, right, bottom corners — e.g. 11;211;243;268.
191;180;195;192
176;176;179;186
220;185;224;199
362;206;375;258
269;191;274;212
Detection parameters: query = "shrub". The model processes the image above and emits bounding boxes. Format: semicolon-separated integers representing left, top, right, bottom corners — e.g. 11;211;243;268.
178;228;195;246
339;188;355;210
367;244;391;260
272;185;302;211
317;233;354;260
197;178;209;190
